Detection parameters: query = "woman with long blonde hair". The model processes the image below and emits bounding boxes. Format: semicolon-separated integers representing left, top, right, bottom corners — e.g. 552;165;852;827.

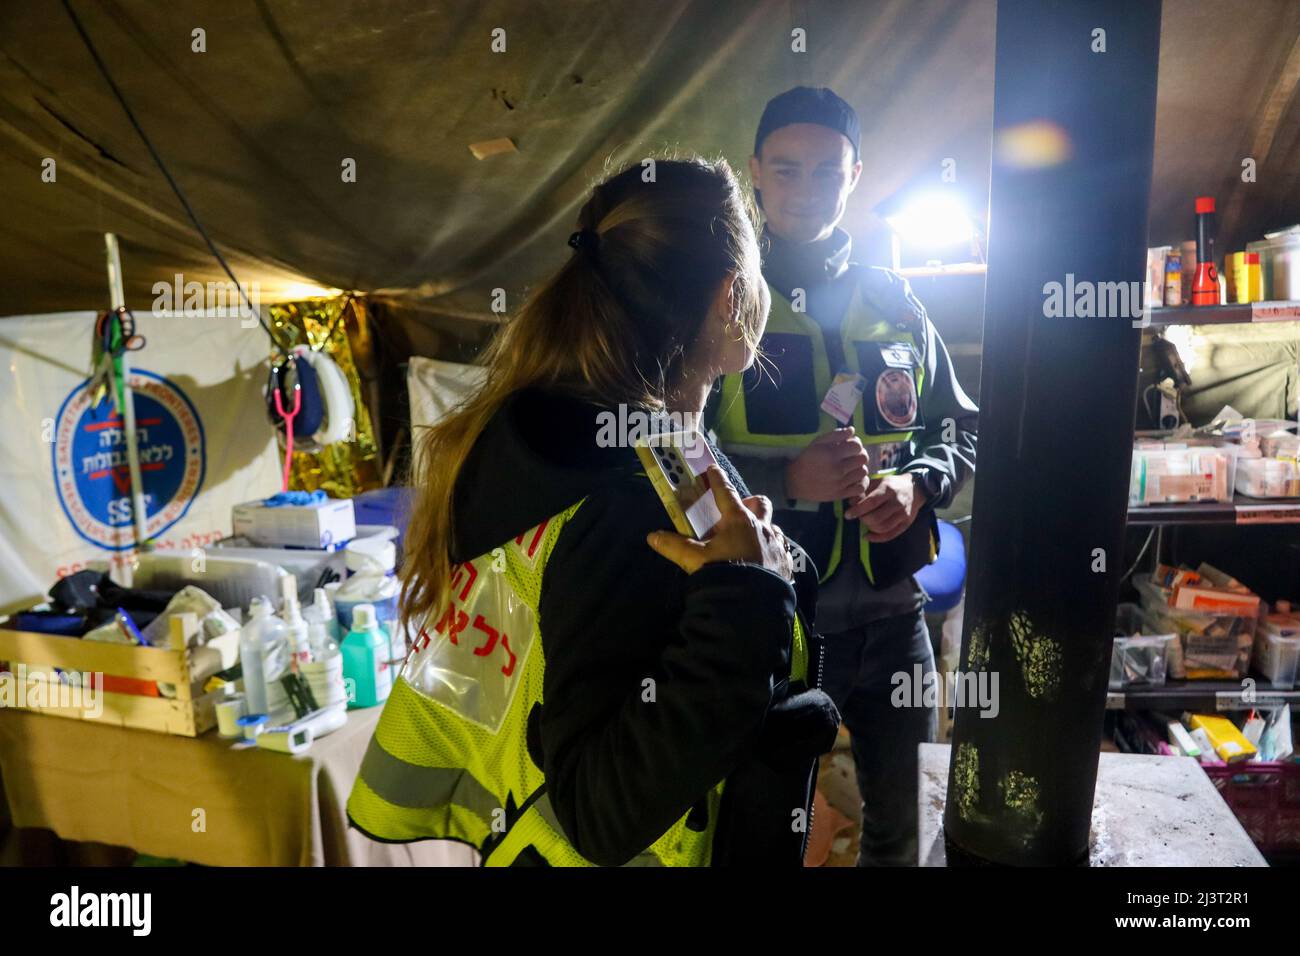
349;156;838;866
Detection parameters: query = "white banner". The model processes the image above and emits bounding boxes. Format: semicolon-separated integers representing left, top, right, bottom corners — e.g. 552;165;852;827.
0;311;282;608
407;356;486;430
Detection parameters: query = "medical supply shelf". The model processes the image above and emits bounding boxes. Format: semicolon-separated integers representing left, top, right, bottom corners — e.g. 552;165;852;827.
1130;302;1299;524
1146;300;1300;327
1116;299;1300;719
1106;680;1300;712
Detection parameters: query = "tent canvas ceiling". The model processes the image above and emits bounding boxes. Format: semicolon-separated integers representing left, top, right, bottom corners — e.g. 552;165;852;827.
1;0;1299;326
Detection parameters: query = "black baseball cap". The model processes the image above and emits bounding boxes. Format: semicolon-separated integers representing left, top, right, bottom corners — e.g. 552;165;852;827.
754;86;861;161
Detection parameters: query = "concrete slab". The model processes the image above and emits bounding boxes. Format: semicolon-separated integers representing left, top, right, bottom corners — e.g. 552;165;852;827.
918;742;1267;867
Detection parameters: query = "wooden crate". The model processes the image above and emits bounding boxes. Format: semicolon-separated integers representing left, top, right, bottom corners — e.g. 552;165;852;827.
0;613;225;736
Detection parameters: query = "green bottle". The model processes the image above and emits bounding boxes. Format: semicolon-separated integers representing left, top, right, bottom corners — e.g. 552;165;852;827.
341;604;392;708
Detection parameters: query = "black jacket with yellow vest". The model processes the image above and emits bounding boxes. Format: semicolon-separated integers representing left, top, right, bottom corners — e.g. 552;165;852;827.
348;388;839;866
707;236;978;597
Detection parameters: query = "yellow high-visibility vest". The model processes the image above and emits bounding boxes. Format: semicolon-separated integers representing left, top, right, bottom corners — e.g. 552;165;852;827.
713;270;936;584
348;496;810;866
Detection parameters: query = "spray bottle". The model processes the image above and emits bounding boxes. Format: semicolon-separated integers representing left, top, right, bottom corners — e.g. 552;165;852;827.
303;587;340;648
280;576;311;672
305;589;340;662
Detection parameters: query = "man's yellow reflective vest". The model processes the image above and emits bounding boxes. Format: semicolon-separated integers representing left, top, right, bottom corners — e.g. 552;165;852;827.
712;268;938;587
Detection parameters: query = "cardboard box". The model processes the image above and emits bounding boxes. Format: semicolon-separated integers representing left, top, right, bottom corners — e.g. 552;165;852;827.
1188;714;1257;764
1170;583;1260;615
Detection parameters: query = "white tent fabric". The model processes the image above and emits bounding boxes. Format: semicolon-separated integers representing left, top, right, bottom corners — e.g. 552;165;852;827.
406;356;486;431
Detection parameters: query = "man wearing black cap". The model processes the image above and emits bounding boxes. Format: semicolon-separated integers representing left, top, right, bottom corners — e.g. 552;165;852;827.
708;86;978;866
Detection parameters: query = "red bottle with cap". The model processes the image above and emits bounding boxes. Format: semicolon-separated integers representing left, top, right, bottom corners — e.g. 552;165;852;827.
1192;196;1218;306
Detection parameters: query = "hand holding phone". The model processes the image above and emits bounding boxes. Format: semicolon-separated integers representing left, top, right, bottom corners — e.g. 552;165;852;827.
645;463;794;581
635;430;724;538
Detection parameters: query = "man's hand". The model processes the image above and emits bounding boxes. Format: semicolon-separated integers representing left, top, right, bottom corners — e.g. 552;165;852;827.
844;474;927;542
785;427;871;503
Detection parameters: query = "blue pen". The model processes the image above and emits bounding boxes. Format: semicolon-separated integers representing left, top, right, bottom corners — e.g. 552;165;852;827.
115;607;148;645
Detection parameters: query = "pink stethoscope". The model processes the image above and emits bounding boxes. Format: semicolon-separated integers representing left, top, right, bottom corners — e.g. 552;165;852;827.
271;367;302;492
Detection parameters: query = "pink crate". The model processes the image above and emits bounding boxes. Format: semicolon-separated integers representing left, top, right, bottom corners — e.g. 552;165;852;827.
1204;762;1300;859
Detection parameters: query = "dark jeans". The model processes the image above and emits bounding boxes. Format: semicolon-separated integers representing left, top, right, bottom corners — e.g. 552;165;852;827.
821;608;937;867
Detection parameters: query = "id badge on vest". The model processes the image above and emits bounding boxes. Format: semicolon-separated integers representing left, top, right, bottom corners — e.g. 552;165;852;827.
820;372;866;426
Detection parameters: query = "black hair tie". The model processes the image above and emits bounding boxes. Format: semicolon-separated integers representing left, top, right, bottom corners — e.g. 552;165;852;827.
568;229;599;253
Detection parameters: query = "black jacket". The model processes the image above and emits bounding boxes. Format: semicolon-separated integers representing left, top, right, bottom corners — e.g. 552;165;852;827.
450;387;839;866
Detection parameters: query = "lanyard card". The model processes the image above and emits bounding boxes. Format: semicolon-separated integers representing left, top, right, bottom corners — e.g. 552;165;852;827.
821;371;867;426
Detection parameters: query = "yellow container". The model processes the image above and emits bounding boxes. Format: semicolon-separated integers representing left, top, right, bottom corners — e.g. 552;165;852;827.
1232;251;1265;303
1227;251;1244;302
1188;713;1257;763
1246;253;1263;302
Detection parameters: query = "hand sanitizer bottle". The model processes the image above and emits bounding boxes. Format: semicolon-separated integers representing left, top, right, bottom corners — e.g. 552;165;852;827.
341;603;391;708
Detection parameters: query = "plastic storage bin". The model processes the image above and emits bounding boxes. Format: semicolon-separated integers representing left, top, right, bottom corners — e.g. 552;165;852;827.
1247;230;1300;301
1110;634;1176;689
210;525;398;601
1235;457;1300;498
1254;630;1300;688
1111;603;1175;689
1129;446;1237;505
129;552;288;612
1135;577;1256;679
210;539;348;600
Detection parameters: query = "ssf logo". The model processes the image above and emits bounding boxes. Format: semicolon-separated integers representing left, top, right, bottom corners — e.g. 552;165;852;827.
52;369;206;550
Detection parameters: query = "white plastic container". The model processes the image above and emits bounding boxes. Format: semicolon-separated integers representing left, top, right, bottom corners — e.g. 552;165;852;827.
334;536;400;634
301;654;348;709
209;539;348;599
132;551;288;611
1253;631;1300;688
1235;456;1300;498
239;600;292;720
216;694;247;738
1247;230;1300;301
1129;446;1237;505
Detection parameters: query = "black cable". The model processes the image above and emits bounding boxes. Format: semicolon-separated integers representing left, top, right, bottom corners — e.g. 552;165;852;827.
1121;527;1156;583
62;0;278;347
